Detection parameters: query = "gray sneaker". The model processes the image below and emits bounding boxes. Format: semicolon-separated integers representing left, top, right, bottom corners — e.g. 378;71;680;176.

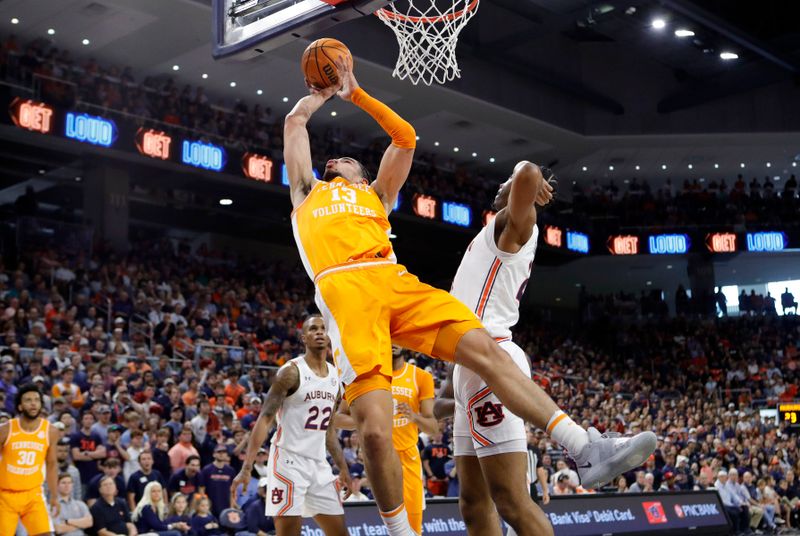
573;427;657;489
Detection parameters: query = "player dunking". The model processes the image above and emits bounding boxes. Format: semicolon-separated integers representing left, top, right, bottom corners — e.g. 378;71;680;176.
436;162;657;535
285;57;654;536
336;346;438;534
231;316;351;536
0;384;60;536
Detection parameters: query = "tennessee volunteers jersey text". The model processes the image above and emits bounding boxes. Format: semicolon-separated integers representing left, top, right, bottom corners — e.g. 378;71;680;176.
392;363;435;452
0;418;50;491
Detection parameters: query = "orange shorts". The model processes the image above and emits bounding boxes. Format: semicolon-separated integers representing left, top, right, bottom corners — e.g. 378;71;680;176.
398;445;425;517
0;487;54;536
315;263;483;402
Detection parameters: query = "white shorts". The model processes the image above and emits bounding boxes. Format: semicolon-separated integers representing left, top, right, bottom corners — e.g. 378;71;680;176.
264;445;344;518
453;338;529;458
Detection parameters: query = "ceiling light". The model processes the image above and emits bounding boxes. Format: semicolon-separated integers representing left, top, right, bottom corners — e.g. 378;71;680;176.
453;147;459;152
219;198;233;206
172;65;180;71
582;166;588;171
330;111;337;117
720;51;738;60
282;97;289;102
256;89;263;95
229;82;236;87
74;176;82;182
792;162;797;167
666;265;672;269
699;177;705;182
714;163;719;169
651;18;666;30
489;157;496;163
81;38;90;46
773;176;781;181
47;29;55;36
389;232;397;239
635;165;640;170
472;152;477;157
687;164;693;169
661;164;667;170
646;281;653;286
38;169;45;175
202;73;208;79
766;162;771;167
674;29;694;38
415;135;420;141
740;163;745;168
434;141;440;146
623;179;630;184
11;18;19;25
608;165;614;171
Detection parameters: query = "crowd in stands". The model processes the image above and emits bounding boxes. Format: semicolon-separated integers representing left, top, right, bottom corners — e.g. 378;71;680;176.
0;237;798;535
2;33;798;233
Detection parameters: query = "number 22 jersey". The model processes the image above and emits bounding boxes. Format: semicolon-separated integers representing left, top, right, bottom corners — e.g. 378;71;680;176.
272;356;340;461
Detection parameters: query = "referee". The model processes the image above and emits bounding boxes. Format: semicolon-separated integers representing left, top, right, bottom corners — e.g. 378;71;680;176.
526;428;551;504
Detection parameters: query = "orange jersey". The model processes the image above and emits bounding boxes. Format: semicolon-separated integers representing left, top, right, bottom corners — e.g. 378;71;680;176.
0;418;50;491
291;177;396;281
392;363;435;451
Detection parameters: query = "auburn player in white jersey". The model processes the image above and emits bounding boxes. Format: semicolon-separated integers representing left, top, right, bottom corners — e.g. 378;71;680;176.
232;316;351;536
436;162;657;536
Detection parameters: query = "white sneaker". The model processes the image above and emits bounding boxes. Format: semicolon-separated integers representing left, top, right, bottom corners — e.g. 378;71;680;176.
573;427;657;489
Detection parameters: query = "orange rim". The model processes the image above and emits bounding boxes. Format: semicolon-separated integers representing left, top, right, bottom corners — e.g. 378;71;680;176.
377;0;478;24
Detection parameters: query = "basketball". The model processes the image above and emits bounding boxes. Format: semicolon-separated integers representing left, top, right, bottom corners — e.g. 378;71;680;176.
301;38;353;89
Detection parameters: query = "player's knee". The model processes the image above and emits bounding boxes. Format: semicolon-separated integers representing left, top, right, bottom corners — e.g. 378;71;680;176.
458;488;493;521
359;423;392;454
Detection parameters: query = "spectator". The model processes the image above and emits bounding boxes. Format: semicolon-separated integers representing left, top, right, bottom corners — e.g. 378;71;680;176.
71;412;106;495
169;426;200;472
552;473;574;496
422;432;451;497
152;427;173;479
198;444;236;517
132;481;188;536
190;496;224;536
165;493;193;532
550;459;579;489
126;450;167;510
89;475;136;536
52;473;93;536
716;469;750;534
86;458;126;508
105;423;126;464
344;469;371;502
168;454;203;498
243;479;275;536
123;429;147;482
56;437;83;500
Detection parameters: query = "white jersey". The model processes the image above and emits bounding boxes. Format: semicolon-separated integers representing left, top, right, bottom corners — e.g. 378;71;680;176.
273;356;340;461
450;215;538;339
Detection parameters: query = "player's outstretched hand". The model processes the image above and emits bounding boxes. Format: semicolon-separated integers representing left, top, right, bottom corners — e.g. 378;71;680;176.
339;467;353;500
334;56;360;102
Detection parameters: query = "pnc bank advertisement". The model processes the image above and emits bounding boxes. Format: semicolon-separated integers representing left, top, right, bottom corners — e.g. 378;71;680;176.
301;492;729;536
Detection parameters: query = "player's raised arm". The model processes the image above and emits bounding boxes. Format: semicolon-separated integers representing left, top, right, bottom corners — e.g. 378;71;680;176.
230;363;300;500
334;57;416;213
284;85;340;208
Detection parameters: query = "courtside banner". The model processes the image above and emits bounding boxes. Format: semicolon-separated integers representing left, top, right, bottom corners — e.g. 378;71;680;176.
301;492;729;536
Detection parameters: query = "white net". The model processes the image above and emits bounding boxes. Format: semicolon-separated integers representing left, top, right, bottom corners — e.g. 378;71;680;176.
376;0;479;86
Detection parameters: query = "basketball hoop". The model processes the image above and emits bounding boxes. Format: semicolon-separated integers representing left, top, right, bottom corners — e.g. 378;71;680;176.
376;0;479;86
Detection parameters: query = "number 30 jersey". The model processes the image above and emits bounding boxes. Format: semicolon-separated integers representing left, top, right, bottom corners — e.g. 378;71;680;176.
450;215;538;340
0;418;50;491
292;177;397;282
273;356;340;461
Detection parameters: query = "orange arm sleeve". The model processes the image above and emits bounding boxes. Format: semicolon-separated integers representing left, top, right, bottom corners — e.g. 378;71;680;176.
351;88;416;149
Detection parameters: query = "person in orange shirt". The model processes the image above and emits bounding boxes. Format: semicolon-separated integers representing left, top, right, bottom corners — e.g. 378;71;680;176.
51;366;84;409
0;384;60;535
337;347;438;534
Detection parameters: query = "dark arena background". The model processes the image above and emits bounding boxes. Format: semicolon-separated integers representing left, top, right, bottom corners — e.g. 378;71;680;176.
0;0;799;535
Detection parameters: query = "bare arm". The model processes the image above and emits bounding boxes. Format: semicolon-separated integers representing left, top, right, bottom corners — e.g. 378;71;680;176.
0;423;7;448
284;86;340;207
67;511;93;529
97;528;118;536
497;162;553;251
47;424;60;515
326;395;352;499
334;398;357;431
538;467;551;504
127;492;136;511
230;364;300;499
89;445;107;459
433;365;455;420
126;521;137;536
398;399;439;436
334;57;415;213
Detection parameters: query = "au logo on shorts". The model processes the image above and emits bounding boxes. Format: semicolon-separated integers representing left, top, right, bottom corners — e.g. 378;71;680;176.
475;401;505;427
271;488;284;504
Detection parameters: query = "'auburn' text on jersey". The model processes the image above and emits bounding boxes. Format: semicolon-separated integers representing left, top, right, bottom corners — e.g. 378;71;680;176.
273;356;340;461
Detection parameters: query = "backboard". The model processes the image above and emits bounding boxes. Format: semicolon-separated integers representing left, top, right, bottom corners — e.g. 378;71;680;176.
213;0;390;61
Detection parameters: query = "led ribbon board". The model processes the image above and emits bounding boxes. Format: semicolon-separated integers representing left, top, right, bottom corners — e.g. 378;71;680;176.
746;232;786;252
10;98;54;134
608;235;639;255
242;153;273;182
648;234;689;255
442;201;471;227
706;233;737;253
135;129;172;160
65;112;117;147
413;194;437;219
181;140;226;171
567;231;590;254
544;226;563;248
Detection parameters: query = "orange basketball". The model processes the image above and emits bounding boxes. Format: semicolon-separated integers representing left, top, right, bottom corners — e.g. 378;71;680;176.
301;38;353;89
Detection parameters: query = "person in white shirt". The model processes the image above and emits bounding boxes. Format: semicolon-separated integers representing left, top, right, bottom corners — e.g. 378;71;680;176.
715;469;749;533
189;400;211;445
344;470;371;502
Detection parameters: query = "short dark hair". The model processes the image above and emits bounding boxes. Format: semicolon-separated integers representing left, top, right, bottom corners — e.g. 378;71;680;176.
358;161;371;182
15;384;42;414
186;455;200;466
58;473;73;482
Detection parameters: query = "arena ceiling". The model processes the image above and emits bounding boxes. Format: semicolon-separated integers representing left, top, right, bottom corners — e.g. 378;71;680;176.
0;0;799;186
